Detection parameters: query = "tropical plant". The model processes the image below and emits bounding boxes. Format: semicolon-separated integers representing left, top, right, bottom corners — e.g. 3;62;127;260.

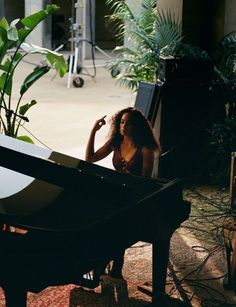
106;1;236;95
0;4;68;142
196;32;236;186
213;31;236;81
172;33;236;186
202;117;236;186
106;0;182;91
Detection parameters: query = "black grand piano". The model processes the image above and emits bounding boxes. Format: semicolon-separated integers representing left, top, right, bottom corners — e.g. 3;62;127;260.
0;134;190;307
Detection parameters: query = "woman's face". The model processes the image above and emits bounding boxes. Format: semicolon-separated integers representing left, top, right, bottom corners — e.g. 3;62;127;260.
119;112;132;136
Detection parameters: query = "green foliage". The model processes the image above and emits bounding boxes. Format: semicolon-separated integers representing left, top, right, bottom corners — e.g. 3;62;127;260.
0;5;68;141
212;31;236;81
106;0;182;91
17;135;34;144
204;117;236;186
106;1;236;94
200;32;236;186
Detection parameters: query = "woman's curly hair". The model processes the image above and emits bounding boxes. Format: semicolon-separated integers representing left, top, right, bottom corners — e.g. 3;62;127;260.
108;107;161;152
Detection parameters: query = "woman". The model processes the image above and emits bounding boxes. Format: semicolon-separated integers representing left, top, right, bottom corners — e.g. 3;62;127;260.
86;107;160;175
85;107;161;278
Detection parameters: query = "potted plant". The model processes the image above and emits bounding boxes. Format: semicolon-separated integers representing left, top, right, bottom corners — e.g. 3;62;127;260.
0;4;68;143
105;0;182;91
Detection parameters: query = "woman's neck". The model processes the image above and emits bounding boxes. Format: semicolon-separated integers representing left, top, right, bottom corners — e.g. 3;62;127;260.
122;136;134;146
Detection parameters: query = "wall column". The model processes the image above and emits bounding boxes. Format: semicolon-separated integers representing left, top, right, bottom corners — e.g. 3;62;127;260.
124;0;141;47
157;0;183;21
82;0;95;59
24;0;51;48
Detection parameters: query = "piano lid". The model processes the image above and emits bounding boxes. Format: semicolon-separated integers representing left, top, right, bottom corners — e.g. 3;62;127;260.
0;135;129;216
0;134;81;215
0;134;52;197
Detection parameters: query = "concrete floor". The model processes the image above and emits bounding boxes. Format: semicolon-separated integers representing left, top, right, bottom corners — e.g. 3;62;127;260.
14;52;135;168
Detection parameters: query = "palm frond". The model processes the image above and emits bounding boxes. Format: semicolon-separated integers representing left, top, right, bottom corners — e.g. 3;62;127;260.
172;42;210;59
105;0;183;91
138;0;157;34
106;0;136;24
155;9;182;48
142;0;157;11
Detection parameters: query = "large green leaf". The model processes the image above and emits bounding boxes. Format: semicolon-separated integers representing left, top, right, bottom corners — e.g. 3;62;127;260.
0;17;8;43
17;28;31;42
20;5;59;29
0;18;19;64
17;135;34;143
0;72;12;95
11;52;23;67
19;100;37;115
19;5;59;42
21;10;48;29
0;17;8;30
0;53;22;73
0;58;12;72
21;43;68;77
20;66;50;96
0;18;9;61
46;52;68;77
7;19;20;41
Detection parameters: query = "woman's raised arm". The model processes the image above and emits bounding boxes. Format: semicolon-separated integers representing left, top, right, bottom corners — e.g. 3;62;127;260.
85;115;112;163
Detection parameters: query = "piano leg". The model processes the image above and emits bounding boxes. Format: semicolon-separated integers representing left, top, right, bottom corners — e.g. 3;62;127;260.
137;238;170;305
152;239;170;304
3;286;27;307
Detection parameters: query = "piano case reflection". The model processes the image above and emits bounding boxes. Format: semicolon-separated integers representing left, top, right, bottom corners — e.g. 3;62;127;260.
0;134;190;307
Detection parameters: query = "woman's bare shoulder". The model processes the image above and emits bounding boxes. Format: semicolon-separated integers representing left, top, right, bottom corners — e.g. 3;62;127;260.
141;146;161;159
141;147;154;156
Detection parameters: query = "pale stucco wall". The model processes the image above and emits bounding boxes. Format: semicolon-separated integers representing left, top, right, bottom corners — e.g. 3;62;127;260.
24;0;44;47
157;0;183;21
126;0;142;14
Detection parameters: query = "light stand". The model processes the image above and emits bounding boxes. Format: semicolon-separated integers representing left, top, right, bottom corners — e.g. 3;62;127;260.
67;0;113;88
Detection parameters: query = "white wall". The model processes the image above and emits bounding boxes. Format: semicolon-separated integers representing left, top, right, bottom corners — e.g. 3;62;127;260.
124;0;141;47
24;0;44;47
157;0;183;21
126;0;142;13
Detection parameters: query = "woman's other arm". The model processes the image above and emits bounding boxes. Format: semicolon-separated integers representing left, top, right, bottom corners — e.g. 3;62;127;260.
141;147;155;177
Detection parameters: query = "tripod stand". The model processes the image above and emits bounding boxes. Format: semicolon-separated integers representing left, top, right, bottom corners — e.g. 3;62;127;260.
67;0;113;88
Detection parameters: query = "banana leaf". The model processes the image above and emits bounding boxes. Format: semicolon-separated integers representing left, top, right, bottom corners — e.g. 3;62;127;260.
20;66;50;96
21;43;68;77
19;100;37;116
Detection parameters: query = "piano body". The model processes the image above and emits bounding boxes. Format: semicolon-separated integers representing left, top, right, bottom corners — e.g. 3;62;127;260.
0;134;190;307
